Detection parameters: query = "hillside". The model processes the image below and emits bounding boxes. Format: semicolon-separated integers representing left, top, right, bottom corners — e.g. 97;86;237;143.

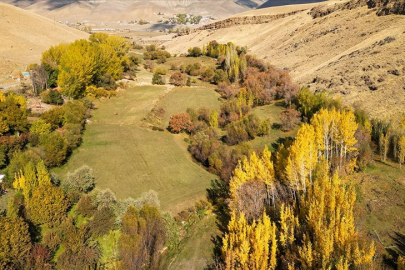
5;0;266;30
164;0;405;118
0;3;88;81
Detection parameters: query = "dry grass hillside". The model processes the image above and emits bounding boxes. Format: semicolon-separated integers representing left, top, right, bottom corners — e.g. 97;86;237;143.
7;0;266;29
164;0;405;118
0;3;88;82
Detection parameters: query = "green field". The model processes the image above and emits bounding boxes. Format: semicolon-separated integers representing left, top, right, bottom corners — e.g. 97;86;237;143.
351;160;405;248
54;85;220;213
250;103;298;151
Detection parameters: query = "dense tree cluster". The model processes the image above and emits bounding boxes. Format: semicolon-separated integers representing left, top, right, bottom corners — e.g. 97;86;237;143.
143;45;171;64
1;157;167;269
218;107;375;269
41;33;131;99
170;97;269;180
187;41;298;106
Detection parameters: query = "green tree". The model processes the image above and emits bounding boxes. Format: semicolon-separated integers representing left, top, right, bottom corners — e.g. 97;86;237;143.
30;119;51;136
0;93;29;135
58;40;97;99
39;132;68;167
152;72;164;85
209;110;218;128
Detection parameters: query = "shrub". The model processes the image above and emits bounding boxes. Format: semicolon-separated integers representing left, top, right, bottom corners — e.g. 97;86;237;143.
96;189;117;209
169;72;188;86
152;72;165;85
64;165;95;193
216;82;236;99
185;63;201;76
168;113;194;133
201;68;215;82
280;108;301;131
214;69;228;84
62;123;82;152
41;90;63;105
188;47;202;57
41;106;65;130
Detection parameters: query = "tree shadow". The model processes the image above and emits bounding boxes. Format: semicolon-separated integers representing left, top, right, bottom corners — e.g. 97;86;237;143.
384;231;405;267
271;136;294;151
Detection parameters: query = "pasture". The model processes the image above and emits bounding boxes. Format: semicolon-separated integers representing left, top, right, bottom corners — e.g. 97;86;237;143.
54;84;220;213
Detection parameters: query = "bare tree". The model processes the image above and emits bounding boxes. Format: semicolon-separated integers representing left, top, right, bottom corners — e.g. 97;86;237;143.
30;64;49;95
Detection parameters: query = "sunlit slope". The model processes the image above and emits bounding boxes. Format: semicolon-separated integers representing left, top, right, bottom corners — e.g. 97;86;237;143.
0;3;88;78
164;2;405;118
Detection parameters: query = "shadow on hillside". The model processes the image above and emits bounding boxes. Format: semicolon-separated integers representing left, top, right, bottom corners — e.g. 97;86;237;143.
384;231;405;267
147;23;173;31
12;0;79;10
258;0;326;9
236;0;260;8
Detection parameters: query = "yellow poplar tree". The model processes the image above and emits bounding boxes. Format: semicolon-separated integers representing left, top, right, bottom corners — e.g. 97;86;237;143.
285;123;317;193
222;212;277;270
229;147;275;211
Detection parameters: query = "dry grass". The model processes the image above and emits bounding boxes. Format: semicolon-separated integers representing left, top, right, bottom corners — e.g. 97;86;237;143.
164;4;405;119
0;3;88;80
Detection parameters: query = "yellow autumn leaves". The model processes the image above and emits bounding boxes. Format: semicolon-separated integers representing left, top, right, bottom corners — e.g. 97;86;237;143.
221;108;375;269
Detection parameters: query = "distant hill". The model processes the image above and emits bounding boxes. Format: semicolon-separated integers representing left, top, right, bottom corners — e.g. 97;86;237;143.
164;0;405;118
258;0;327;8
4;0;266;27
0;3;88;80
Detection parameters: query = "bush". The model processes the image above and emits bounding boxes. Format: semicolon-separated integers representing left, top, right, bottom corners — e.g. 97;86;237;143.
188;47;202;57
168;113;194;133
214;69;228;84
169;72;188;86
280;108;301;131
201;68;215;82
216;82;236;99
41;90;63;105
185;63;201;76
64;165;95;193
96;189;117;209
152;72;165;85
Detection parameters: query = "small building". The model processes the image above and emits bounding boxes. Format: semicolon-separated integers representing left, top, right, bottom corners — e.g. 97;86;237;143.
0;174;5;183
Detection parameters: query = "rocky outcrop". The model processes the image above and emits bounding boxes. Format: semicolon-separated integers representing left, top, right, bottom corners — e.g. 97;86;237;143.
310;0;405;18
346;0;405;15
372;0;405;15
174;9;305;37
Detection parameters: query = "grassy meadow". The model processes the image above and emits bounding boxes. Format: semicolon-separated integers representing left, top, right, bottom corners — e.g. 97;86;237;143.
54;84;220;213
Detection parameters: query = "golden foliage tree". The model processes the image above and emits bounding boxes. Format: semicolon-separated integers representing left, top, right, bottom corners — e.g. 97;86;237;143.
222;212;277;270
0;216;32;268
221;108;374;269
13;160;51;201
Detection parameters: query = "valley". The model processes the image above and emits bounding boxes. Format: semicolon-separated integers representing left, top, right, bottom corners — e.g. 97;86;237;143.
0;0;405;269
